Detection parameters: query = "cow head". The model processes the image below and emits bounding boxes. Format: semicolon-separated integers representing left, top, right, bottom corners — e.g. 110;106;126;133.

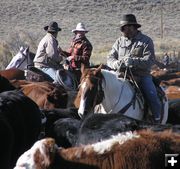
14;138;57;169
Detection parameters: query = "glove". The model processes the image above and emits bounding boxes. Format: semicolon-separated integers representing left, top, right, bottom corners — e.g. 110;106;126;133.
113;60;120;69
124;57;133;67
66;56;74;61
64;59;70;65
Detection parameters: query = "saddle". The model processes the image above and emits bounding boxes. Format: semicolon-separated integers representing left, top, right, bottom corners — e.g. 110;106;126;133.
24;67;54;82
54;69;78;90
130;76;167;123
119;69;167;123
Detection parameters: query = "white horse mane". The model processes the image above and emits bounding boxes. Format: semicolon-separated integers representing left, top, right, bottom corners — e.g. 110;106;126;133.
101;69;131;85
98;69;135;115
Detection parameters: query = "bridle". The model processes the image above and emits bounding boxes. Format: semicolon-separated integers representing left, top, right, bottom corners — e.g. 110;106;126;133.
79;73;104;113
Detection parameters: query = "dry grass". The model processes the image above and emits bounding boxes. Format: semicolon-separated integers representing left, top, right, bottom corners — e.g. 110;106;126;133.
0;0;180;68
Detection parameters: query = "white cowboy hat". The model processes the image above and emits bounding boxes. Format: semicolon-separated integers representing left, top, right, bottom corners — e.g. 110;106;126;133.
72;23;88;33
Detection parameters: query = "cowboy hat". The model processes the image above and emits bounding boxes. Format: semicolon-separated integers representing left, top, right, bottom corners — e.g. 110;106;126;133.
72;23;88;33
44;21;61;32
120;14;141;31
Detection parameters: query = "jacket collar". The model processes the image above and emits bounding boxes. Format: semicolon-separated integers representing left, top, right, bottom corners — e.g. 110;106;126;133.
121;31;142;47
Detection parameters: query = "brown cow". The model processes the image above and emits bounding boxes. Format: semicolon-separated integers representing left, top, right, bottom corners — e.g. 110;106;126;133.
0;68;25;80
54;130;180;169
15;130;180;169
14;138;57;169
11;80;68;109
151;69;180;81
160;78;180;87
165;86;180;100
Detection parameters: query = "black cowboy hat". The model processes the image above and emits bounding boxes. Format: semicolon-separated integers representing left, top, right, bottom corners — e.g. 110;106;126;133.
44;21;61;32
120;14;141;31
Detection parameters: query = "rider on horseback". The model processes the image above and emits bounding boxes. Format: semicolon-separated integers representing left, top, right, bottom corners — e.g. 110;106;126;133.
62;23;92;70
107;14;162;123
53;23;93;90
33;21;63;81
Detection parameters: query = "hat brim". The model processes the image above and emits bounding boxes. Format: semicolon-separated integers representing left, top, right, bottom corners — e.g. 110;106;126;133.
72;29;88;33
44;26;62;32
120;23;141;31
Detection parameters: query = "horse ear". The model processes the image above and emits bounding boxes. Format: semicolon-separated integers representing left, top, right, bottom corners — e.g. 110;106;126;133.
94;64;102;75
80;63;85;74
23;46;29;55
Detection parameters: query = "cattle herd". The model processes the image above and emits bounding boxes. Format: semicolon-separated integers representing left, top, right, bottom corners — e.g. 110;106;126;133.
0;63;179;169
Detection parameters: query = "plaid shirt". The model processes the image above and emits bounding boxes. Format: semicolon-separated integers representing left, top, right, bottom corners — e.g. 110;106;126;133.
64;35;93;69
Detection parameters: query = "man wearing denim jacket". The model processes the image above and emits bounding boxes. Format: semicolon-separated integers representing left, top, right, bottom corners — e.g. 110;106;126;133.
107;14;161;123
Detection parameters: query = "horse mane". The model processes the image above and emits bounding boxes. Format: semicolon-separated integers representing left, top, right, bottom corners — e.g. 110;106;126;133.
101;69;119;87
98;69;134;114
101;69;132;95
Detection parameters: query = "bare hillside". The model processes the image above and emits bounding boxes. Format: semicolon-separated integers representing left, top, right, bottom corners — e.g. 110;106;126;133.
0;0;180;64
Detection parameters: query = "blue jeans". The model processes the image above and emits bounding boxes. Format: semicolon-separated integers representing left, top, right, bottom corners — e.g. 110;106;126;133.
138;76;161;120
41;67;57;81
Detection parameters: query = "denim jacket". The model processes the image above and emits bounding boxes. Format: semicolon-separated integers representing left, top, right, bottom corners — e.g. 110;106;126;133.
107;31;155;76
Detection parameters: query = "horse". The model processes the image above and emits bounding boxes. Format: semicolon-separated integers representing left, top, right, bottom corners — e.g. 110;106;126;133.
6;46;35;70
0;46;85;87
0;46;35;80
0;90;41;169
74;65;169;124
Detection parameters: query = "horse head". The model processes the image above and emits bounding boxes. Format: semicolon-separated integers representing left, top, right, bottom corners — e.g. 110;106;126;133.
6;46;35;71
74;64;104;118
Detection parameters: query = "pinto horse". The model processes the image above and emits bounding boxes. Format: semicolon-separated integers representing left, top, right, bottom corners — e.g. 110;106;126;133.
74;65;169;124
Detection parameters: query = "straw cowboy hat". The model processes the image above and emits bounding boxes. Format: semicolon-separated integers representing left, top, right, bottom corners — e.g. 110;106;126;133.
72;23;88;33
120;14;141;31
44;21;61;32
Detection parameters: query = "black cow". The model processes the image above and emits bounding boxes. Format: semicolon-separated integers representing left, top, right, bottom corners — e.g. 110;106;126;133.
47;111;180;148
0;90;41;169
77;113;180;145
167;99;180;124
0;75;16;93
42;107;80;148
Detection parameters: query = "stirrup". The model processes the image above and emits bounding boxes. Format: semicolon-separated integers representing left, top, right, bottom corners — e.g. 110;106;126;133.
154;117;161;124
